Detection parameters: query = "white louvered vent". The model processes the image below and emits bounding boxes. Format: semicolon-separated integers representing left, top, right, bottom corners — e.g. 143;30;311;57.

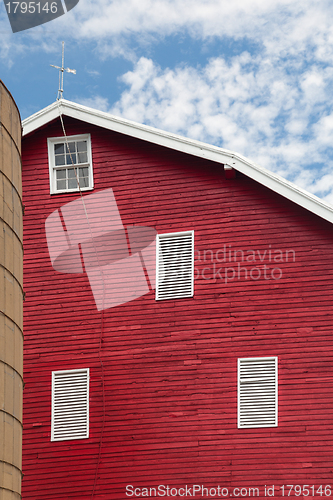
238;357;278;428
156;231;194;300
51;368;89;441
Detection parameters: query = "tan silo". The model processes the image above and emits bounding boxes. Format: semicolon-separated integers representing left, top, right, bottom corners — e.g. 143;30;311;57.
0;81;23;500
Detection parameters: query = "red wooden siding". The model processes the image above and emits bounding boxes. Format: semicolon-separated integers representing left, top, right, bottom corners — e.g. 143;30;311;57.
22;116;333;499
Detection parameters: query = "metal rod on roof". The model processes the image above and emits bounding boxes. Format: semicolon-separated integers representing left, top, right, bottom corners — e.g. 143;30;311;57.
50;41;76;100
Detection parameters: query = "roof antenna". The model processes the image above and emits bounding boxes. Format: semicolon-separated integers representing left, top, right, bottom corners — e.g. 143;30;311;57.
50;41;76;100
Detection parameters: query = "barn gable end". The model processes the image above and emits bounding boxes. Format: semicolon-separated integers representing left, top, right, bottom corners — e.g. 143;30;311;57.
22;103;333;499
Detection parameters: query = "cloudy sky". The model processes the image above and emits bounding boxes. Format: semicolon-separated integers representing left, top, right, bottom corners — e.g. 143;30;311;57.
1;0;333;203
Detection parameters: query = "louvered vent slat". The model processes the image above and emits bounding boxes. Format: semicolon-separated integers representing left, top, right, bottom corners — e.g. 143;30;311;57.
238;357;277;428
156;231;194;300
51;369;89;441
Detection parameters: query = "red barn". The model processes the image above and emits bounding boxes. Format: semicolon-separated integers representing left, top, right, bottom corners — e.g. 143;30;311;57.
21;99;333;500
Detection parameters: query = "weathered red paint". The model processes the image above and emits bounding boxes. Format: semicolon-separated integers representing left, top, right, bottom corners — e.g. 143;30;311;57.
22;115;333;499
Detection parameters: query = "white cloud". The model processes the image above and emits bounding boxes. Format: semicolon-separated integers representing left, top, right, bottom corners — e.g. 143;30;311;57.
17;0;330;70
77;95;110;112
67;0;333;65
106;50;333;202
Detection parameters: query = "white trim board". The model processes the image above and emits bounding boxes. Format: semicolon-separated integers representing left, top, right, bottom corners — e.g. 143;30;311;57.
22;99;333;225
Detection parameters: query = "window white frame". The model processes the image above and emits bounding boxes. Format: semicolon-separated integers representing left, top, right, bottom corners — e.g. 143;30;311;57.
238;357;278;429
48;134;93;194
51;368;90;441
156;230;194;301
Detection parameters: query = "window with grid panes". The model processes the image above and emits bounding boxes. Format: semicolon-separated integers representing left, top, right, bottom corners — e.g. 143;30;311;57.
48;134;93;194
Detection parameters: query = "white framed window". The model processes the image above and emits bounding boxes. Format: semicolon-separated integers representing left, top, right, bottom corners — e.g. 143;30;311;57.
238;357;278;429
156;230;194;300
51;368;89;441
47;134;93;194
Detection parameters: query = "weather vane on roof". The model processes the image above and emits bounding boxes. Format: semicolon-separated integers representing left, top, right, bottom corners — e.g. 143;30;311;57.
50;41;76;100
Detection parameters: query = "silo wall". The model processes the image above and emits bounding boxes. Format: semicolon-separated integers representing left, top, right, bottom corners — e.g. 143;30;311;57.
0;81;23;500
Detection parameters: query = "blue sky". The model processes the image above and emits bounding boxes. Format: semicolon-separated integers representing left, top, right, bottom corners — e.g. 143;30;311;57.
2;0;333;203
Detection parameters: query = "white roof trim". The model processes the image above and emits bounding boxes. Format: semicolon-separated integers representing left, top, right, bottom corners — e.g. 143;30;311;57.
22;99;333;225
